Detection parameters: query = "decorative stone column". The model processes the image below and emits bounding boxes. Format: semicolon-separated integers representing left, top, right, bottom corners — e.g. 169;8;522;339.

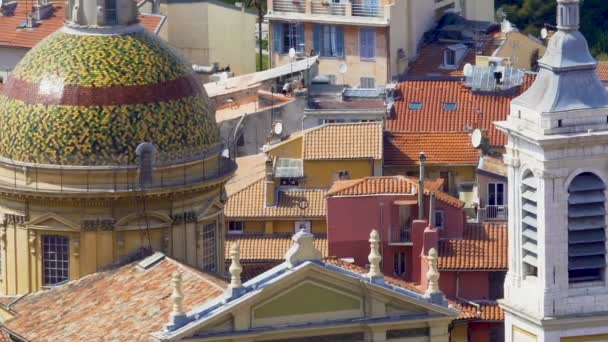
367;229;383;284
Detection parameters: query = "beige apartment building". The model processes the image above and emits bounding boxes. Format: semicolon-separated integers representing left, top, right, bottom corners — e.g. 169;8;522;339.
266;0;435;86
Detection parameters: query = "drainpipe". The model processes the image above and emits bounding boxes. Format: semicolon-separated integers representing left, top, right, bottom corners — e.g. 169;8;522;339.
418;152;426;219
429;192;436;228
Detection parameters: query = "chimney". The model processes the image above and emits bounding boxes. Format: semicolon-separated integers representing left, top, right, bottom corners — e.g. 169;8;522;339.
428;192;436;228
418;152;426;219
264;155;276;207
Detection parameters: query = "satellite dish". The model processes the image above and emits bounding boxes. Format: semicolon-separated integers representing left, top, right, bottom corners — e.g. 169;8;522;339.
273;122;284;135
540;28;548;39
471;129;483;149
288;48;296;58
463;63;473;77
338;63;348;74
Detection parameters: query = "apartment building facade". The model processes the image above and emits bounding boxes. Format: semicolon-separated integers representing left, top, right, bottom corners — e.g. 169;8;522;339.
266;0;435;86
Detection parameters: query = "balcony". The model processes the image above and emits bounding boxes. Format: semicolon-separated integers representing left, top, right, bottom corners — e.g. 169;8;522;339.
388;225;412;245
478;205;508;222
267;0;391;26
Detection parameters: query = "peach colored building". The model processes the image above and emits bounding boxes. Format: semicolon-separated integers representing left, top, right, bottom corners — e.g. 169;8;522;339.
265;0;435;86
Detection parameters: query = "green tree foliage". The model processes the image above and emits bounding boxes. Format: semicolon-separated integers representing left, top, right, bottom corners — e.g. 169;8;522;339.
496;0;608;57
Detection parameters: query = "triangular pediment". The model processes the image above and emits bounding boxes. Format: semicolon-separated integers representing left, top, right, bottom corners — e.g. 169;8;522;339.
26;213;79;231
115;212;172;230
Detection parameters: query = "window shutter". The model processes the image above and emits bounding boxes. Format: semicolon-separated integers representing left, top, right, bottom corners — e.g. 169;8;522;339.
296;24;305;53
360;29;367;58
313;25;322;55
367;29;375;58
336;26;344;57
273;23;282;53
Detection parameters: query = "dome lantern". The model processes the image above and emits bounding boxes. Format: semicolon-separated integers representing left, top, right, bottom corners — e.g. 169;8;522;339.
65;0;138;27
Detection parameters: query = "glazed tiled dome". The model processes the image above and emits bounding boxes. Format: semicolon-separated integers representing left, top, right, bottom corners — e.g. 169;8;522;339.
0;27;220;166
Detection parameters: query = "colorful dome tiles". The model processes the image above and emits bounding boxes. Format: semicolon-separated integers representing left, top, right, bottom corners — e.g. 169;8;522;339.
0;26;220;166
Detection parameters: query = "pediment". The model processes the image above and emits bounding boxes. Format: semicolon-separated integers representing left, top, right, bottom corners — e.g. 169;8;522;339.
196;199;223;221
26;213;79;231
115;212;173;230
251;280;363;327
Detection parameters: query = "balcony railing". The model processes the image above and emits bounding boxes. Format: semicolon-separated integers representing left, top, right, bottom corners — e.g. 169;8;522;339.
272;0;385;18
479;205;508;222
388;225;412;245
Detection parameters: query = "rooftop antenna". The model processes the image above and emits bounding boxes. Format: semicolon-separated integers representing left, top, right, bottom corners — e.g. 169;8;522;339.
338;63;348;86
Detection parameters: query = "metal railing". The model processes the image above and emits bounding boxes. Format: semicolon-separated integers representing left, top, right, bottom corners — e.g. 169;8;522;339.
479;205;508;222
388;225;412;244
311;1;346;16
273;0;306;13
351;3;383;17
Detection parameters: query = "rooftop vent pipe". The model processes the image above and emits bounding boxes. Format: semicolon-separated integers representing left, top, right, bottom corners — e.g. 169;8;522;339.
418;152;426;219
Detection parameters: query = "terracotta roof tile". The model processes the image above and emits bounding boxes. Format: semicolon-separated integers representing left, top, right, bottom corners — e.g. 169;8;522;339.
438;222;507;270
225;234;328;262
225;178;327;219
384;132;479;166
327;176;464;208
303;122;383;160
407;44;475;78
387;76;535;146
4;254;226;341
597;61;608;82
0;2;164;49
455;301;504;321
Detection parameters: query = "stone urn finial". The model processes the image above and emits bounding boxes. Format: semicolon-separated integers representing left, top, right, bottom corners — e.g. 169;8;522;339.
285;230;322;268
229;242;243;289
425;248;442;299
367;229;383;280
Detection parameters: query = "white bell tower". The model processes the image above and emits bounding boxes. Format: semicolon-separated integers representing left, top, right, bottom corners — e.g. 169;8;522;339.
497;0;608;340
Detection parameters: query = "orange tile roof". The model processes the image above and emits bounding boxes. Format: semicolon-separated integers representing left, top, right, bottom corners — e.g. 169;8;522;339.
327;176;464;208
225;261;280;282
225;178;327;219
4;253;226;341
384;132;479;166
0;1;165;49
387;76;535;147
597;61;608;82
303;122;383;160
407;43;476;78
456;301;504;321
438;222;507;270
225;234;328;261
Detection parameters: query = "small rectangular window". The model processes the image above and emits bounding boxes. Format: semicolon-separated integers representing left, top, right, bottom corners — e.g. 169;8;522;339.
434;210;444;229
228;221;244;234
393;252;406;276
408;101;423;110
444;49;456;66
43;235;70;286
294;220;312;233
359;28;376;60
558;119;562;127
201;222;217;272
360;77;375;89
313;25;344;58
443;102;457;111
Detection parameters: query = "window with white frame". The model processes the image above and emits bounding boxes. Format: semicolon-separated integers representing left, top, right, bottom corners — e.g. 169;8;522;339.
434;210;444;229
228;221;244;234
313;25;344;58
360;77;375;89
43;235;70;286
359;28;376;60
393;252;406;276
488;183;505;206
273;22;304;54
294;220;312;233
201;222;217;272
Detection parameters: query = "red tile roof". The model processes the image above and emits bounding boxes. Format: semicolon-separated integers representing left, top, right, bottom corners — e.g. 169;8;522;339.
407;44;476;78
387;76;535;147
3;254;226;341
0;1;165;49
384;132;479;166
327;176;464;208
225;234;328;261
456;301;504;321
438;222;507;270
597;61;608;82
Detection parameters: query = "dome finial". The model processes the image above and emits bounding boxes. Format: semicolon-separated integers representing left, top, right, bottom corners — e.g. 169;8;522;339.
556;0;580;31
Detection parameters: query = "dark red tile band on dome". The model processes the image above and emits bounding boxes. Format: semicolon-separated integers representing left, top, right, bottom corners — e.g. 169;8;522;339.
2;75;203;106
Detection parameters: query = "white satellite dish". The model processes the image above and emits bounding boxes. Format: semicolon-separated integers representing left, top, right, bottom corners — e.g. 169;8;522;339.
273;122;284;135
463;63;473;77
540;27;548;39
288;48;297;58
471;129;483;149
338;63;348;74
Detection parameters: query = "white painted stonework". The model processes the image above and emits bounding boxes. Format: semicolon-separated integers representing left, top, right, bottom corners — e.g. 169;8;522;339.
497;0;608;340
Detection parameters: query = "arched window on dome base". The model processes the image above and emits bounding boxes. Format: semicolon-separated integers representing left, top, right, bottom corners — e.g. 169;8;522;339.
136;142;157;187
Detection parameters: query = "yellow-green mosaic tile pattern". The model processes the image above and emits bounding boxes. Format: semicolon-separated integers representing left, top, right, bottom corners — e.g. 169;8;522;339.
0;95;220;165
11;30;191;87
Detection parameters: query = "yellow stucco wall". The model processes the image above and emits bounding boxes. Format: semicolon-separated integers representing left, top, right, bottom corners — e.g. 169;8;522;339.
268;136;303;160
493;31;546;71
159;1;256;76
271;23;389;85
304;160;374;188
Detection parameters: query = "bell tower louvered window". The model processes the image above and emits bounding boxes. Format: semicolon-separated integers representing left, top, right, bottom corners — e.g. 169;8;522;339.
521;171;538;277
568;172;606;284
